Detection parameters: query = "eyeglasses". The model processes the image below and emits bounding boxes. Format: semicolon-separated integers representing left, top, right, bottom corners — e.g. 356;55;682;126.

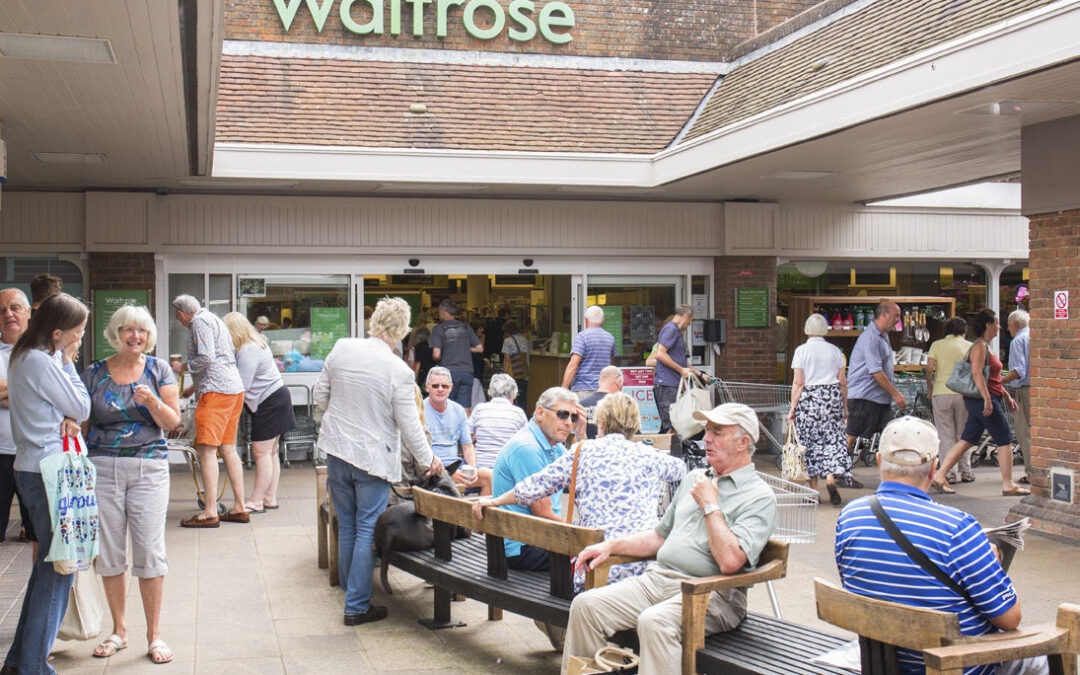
119;326;149;335
429;383;451;390
543;406;579;423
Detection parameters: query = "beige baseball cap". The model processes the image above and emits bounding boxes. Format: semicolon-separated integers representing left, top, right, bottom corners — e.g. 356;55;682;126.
879;416;939;465
692;403;760;444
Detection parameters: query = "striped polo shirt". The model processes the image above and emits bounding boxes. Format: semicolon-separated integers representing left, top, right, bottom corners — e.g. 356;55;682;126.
570;326;616;390
835;482;1017;675
468;397;528;469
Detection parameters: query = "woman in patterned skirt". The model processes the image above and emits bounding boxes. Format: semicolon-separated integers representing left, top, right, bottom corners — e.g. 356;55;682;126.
787;313;849;506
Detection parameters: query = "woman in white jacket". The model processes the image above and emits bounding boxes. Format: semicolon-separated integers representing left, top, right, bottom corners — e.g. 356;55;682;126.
314;297;442;626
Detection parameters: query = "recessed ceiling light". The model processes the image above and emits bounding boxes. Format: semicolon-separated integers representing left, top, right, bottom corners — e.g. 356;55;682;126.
960;100;1072;116
761;170;836;181
32;152;107;165
0;33;116;64
179;177;298;188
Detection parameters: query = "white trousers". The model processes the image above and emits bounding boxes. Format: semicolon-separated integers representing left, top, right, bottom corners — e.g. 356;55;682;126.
561;566;745;675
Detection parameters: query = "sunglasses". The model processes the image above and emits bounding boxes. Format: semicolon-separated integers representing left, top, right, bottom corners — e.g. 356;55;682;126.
429;383;451;390
543;406;579;423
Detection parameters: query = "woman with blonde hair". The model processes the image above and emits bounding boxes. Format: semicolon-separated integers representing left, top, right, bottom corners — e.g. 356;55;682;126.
787;313;849;505
223;312;295;513
80;304;180;664
472;392;684;589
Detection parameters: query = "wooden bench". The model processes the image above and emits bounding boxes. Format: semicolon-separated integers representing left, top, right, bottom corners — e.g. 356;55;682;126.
815;577;1080;675
315;465;339;586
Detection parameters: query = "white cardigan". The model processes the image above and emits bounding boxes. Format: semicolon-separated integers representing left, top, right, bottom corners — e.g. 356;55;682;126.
313;337;432;482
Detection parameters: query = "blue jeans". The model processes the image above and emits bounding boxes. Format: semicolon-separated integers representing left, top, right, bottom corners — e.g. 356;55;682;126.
654;385;678;433
449;369;473;409
327;455;390;615
5;471;76;675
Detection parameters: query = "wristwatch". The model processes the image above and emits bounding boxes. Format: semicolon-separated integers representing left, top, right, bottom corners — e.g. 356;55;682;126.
702;503;720;517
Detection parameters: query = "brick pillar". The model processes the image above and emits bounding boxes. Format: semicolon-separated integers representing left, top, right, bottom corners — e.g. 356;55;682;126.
713;256;778;384
1008;210;1080;539
87;252;157;358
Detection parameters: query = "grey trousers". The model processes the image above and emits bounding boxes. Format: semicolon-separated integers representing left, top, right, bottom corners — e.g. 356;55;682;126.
561;566;745;675
1012;386;1031;472
932;394;972;478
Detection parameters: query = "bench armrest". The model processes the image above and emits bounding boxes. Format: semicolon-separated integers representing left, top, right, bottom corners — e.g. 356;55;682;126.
680;558;786;596
924;625;1069;674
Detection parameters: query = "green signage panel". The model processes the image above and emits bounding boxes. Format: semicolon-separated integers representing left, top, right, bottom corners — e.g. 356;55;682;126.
310;307;349;359
93;290;150;361
601;305;623;356
735;288;770;328
364;293;423;333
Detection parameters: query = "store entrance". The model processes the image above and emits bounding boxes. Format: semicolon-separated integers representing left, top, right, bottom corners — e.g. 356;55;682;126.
363;274;575;411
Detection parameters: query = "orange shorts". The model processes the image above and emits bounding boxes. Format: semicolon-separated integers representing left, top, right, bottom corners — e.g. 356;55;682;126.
194;392;245;447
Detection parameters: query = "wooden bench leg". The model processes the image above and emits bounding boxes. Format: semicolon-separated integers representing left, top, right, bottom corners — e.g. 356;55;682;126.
328;515;339;587
418;587;466;630
488;606;503;621
317;510;328;569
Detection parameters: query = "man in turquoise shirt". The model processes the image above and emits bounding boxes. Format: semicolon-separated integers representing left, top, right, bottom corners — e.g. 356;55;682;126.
492;386;586;571
562;403;777;675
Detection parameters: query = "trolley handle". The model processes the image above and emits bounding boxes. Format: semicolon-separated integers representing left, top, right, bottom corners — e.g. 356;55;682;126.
285;383;314;416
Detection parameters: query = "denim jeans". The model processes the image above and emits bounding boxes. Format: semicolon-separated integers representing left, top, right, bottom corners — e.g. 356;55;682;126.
654;385;679;433
448;369;473;409
327;454;391;616
5;471;76;675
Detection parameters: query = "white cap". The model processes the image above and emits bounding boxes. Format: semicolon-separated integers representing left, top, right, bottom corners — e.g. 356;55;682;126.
692;403;760;444
879;416;939;465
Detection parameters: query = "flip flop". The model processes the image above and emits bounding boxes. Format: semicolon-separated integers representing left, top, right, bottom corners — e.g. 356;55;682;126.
243;502;265;514
1002;485;1031;496
930;479;956;495
147;640;173;664
93;633;128;658
262;503;280;510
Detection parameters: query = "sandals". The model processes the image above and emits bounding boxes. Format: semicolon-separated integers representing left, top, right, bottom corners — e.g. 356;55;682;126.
243;502;265;514
930;479;956;494
219;509;251;523
1002;485;1031;497
180;513;219;528
262;502;280;510
148;640;173;664
826;483;842;506
94;634;128;658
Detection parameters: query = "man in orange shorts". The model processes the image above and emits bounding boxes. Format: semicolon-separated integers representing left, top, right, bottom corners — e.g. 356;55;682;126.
172;294;249;527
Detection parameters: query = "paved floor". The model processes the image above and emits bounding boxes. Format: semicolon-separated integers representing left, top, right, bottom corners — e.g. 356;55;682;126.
0;457;1076;674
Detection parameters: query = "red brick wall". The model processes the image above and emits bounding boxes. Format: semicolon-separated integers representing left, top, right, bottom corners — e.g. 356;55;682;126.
225;0;822;62
713;256;778;384
1008;210;1080;539
87;253;156;357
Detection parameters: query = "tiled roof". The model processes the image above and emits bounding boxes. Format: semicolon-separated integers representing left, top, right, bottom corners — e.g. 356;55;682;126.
216;55;716;154
682;0;1056;143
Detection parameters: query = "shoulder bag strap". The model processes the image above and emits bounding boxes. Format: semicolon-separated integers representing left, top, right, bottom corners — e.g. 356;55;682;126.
868;496;975;606
564;441;585;525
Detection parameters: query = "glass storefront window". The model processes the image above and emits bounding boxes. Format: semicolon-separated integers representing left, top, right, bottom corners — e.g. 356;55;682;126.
238;275;350;371
998;263;1029;364
167;273;204;358
0;257;84;302
586;276;680;367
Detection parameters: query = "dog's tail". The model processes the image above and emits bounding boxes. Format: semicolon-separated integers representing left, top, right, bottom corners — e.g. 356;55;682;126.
379;530;396;595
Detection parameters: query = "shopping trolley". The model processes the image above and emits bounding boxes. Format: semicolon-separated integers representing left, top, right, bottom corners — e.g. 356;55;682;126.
711;378;793;456
971;406;1025;468
280;384;318;467
166;397;229;511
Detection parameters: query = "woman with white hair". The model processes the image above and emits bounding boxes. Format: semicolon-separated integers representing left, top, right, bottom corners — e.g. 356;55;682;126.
473;392;684;589
80;305;180;664
314;296;441;626
468;373;528;495
787;313;849;506
223;312;295;513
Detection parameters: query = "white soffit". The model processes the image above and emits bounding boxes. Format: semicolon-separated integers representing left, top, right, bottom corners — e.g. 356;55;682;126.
213;0;1080;188
868;182;1022;209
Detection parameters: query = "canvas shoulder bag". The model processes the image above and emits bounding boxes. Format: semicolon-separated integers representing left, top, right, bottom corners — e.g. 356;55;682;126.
669;375;712;438
945;341;990;398
781;421;809;483
506;335;528;380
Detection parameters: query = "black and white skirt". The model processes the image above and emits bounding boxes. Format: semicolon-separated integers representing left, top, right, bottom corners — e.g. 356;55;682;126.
794;384;850;478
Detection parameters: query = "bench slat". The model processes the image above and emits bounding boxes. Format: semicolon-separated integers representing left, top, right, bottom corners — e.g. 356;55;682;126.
696;613;849;675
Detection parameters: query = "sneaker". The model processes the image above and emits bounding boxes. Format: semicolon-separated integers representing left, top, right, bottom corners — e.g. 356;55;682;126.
344;606;388;626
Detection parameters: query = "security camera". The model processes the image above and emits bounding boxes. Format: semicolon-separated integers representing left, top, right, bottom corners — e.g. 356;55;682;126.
408;258;420;267
155;188;169;196
522;258;534;268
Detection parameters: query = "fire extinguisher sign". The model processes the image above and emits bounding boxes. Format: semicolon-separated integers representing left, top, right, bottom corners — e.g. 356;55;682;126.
1054;290;1069;319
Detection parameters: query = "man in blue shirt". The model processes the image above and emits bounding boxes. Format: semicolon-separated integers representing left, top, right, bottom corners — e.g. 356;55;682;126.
652;304;699;433
491;386;586;570
423;367;477;484
846;301;906;457
1003;310;1031;483
836;416;1032;675
562;306;616;397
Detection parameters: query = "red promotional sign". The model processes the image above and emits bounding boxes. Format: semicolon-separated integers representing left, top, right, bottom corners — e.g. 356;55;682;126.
1054;290;1069;320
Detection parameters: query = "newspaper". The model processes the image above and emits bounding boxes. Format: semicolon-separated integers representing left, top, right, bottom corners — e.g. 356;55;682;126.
983;517;1030;572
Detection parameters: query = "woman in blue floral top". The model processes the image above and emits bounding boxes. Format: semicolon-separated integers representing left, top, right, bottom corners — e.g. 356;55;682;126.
473;392;684;589
80;306;179;665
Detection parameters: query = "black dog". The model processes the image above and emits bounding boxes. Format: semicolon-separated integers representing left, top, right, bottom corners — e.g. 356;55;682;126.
374;460;466;594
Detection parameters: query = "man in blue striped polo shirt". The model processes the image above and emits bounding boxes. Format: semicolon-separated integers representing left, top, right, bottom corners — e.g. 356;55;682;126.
561;305;616;397
835;416;1040;675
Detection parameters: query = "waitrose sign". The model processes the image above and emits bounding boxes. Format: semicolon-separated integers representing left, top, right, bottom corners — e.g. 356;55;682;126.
272;0;575;43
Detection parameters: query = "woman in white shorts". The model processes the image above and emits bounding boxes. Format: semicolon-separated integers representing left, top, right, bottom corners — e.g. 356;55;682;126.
81;306;180;665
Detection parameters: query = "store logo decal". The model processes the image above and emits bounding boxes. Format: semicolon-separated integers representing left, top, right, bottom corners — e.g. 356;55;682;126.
271;0;574;44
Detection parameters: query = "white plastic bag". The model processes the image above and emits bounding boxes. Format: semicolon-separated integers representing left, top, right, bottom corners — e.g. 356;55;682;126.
57;567;107;641
669;375;711;438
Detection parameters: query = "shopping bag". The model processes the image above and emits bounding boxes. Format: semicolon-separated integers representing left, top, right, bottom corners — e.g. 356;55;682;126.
566;647;640;674
946;343;990;398
781;421;810;483
669;375;711;438
57;567;107;641
39;435;99;575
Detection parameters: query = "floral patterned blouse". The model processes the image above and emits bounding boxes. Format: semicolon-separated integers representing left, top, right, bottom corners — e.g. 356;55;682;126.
513;433;685;589
81;356;175;460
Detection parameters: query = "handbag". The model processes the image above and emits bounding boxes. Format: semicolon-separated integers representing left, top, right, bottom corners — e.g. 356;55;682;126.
56;566;107;641
669;375;712;438
566;647;640;674
506;335;528;380
945;342;990;398
39;435;99;575
781;421;810;483
564;441;585;525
